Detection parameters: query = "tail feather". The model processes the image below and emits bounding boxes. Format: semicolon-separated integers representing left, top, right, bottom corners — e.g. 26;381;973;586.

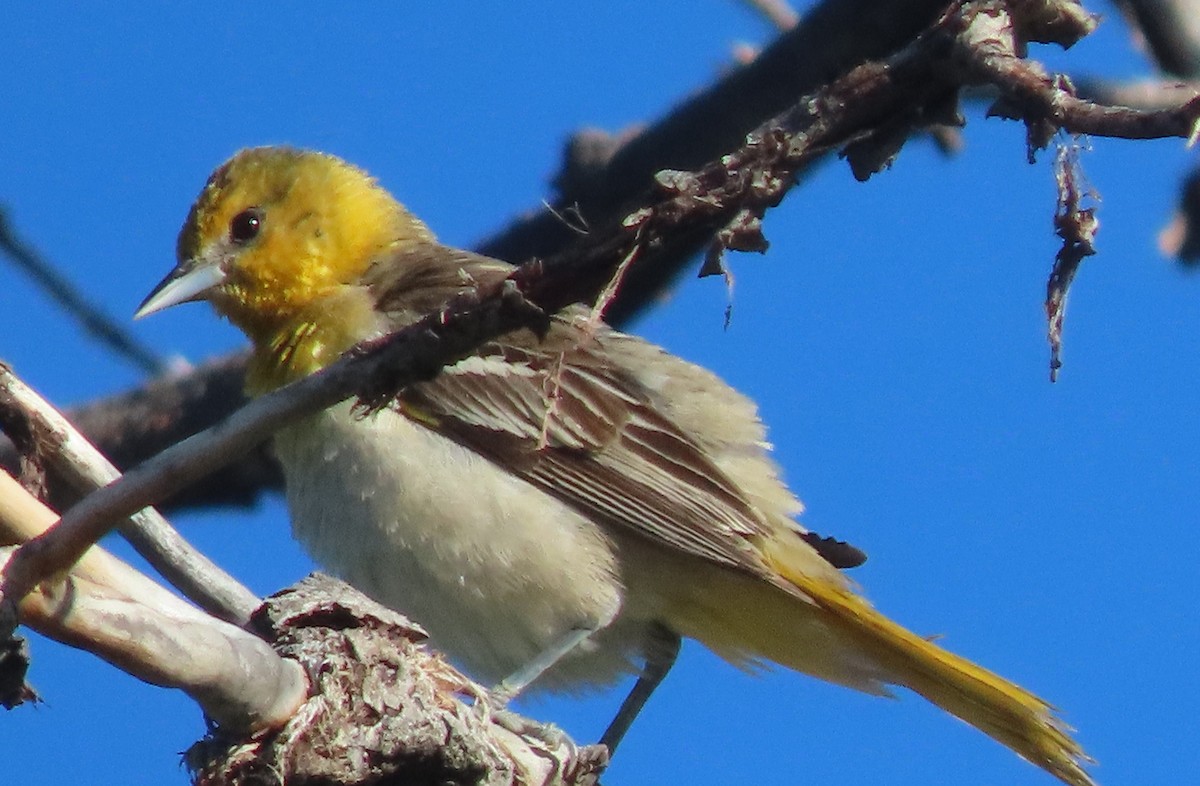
763;544;1095;786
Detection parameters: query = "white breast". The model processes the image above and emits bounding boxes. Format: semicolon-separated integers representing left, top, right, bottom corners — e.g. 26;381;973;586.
272;401;639;689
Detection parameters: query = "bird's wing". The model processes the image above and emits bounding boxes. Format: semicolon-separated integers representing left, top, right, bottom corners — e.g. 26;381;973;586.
365;244;862;572
399;314;824;576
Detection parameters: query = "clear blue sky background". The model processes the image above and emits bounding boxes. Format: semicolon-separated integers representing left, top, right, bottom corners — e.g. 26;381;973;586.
3;3;1197;785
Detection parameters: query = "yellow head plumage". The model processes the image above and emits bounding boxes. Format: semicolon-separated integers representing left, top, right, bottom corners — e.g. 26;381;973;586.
139;146;435;392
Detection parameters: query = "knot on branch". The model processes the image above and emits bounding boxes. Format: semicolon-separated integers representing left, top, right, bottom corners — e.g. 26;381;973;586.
190;574;605;786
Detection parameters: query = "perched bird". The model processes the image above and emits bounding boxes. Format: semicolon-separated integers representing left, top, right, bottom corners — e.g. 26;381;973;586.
137;147;1092;785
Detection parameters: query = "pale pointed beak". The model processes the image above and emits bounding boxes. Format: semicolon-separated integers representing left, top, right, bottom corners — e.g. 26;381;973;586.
134;259;227;319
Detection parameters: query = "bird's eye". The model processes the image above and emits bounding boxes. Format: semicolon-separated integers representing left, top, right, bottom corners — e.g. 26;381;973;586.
229;208;263;245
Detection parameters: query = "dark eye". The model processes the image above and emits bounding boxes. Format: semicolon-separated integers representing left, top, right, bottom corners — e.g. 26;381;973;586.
229;208;263;245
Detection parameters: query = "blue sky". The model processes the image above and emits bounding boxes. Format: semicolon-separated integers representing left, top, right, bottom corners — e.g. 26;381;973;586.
3;3;1198;785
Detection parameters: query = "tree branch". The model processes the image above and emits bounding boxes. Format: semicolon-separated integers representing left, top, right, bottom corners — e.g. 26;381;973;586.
0;354;277;514
0;363;259;625
0;471;307;731
193;575;607;786
0;282;549;605
477;0;954;323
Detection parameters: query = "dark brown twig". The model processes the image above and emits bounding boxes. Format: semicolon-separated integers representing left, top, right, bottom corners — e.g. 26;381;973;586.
478;0;954;324
1046;143;1099;382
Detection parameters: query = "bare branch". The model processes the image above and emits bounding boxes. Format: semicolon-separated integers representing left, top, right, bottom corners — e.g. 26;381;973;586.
478;0;955;324
0;471;307;731
964;9;1200;146
4;462;606;782
0;363;259;625
0;353;278;514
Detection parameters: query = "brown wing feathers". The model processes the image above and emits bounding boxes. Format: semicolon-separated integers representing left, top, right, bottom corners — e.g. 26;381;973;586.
401;321;864;574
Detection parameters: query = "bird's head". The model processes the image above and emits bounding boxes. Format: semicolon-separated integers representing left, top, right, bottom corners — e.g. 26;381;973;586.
137;146;435;392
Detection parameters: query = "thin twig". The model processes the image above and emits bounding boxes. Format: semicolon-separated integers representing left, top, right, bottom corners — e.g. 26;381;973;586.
1045;143;1098;382
0;206;171;376
958;4;1200;146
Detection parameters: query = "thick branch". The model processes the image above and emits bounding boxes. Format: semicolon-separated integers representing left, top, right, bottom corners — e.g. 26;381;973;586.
4;472;603;784
478;0;952;323
0;471;306;731
193;575;607;786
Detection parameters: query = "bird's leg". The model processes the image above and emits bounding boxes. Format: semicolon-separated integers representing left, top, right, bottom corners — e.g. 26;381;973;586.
490;626;596;706
488;626;598;751
599;623;681;755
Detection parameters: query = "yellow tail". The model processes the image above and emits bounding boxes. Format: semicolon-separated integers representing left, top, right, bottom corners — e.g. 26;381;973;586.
763;545;1094;786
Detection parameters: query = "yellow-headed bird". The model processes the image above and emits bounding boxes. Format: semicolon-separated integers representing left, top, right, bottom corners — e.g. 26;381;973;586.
137;147;1092;786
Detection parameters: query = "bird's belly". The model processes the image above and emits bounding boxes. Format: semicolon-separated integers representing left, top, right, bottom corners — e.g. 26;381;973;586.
272;401;634;689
